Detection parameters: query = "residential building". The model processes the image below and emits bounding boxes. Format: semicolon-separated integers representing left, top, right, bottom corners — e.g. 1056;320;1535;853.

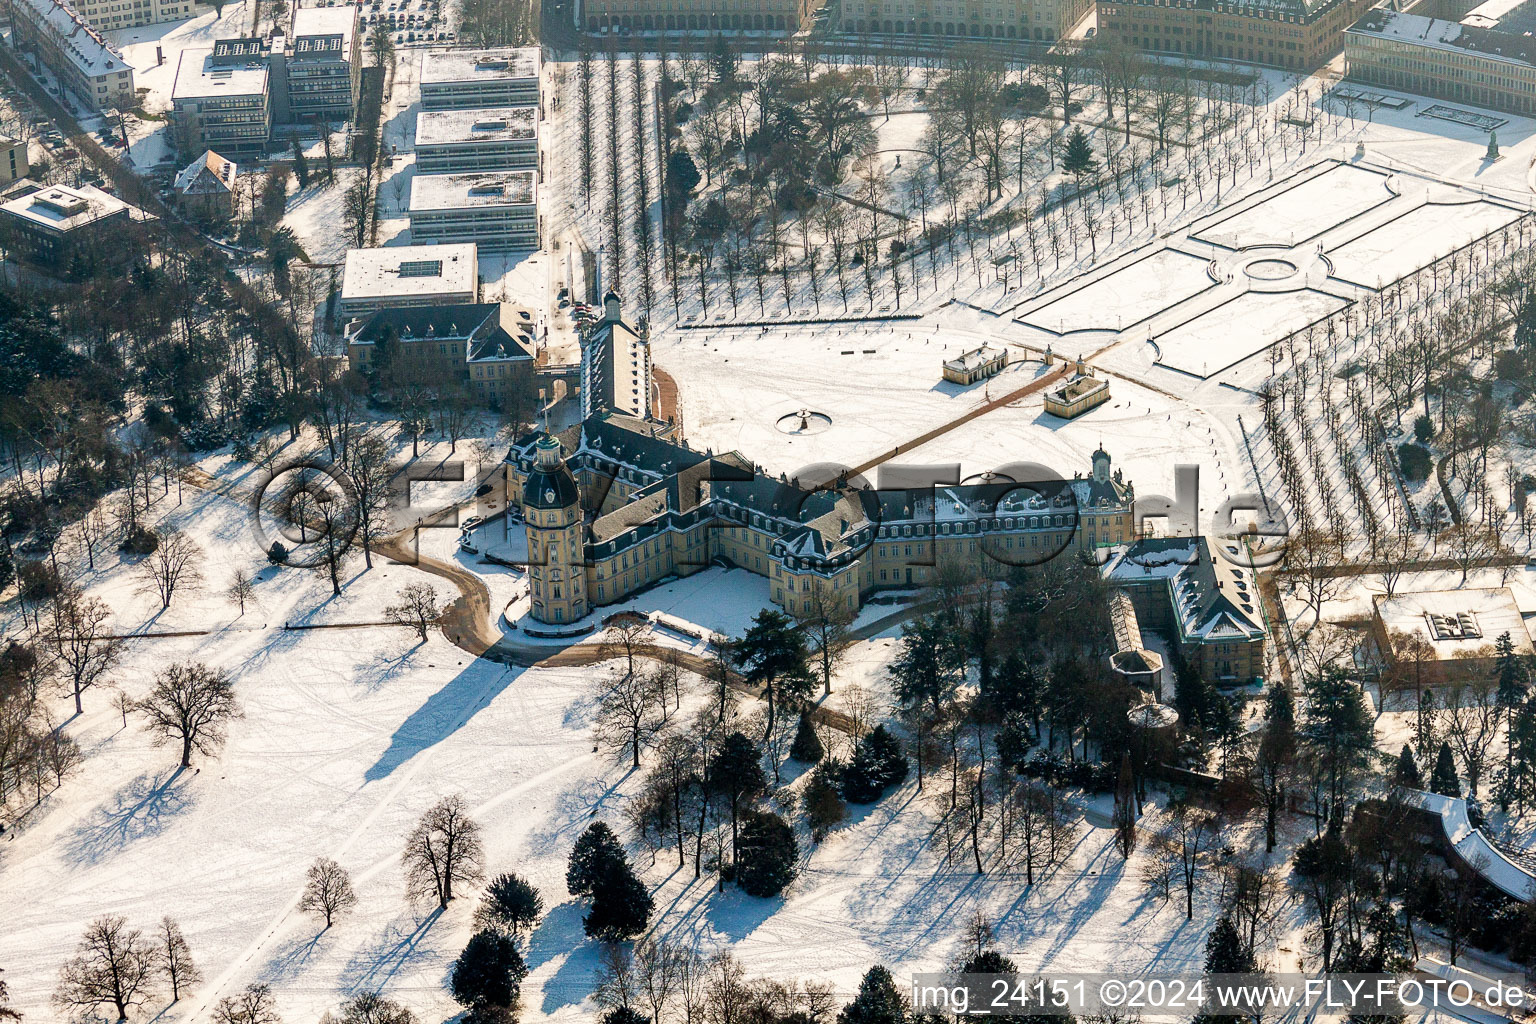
345;303;535;403
171;41;272;157
1096;0;1366;71
414;106;538;173
408;170;537;251
9;0;135;111
0;182;135;271
173;149;237;219
0;137;29;184
1103;536;1267;686
838;0;1088;40
281;6;362;124
1044;359;1111;418
339;243;480;320
509;418;1138;625
419;48;539;110
31;0;191;32
942;345;1008;385
1345;7;1536;116
1371;588;1534;682
581;292;651;420
583;0;827;33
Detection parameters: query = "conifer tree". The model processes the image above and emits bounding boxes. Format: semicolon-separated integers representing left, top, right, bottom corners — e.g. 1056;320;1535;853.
1430;741;1461;797
1393;744;1423;789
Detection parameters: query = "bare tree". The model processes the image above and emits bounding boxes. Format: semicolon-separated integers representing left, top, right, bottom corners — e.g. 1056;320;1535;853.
48;587;124;715
385;583;440;643
1167;803;1220;920
337;991;418;1024
343;431;395;570
226;569;257;616
803;587;855;697
604;619;649;677
212;983;282;1024
136;527;205;610
54;916;158;1022
595;666;666;769
132;662;241;769
156;917;200;1003
299;857;359;929
402;795;485;908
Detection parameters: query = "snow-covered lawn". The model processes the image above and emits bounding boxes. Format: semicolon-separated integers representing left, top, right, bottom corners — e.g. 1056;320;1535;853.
1194;163;1396;249
1020;248;1216;335
1327;198;1526;287
1155;287;1348;378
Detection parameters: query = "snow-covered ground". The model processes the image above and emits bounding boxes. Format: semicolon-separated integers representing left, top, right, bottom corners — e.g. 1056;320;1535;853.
1193;162;1395;249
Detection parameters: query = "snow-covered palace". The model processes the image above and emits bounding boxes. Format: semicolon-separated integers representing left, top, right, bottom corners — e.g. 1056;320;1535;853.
506;413;1138;626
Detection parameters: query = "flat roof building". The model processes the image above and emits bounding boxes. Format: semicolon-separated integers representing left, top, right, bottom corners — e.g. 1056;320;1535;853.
1345;8;1536;117
339;243;480;319
1373;587;1534;679
0;183;136;271
419;47;539;109
10;0;135;111
171;45;272;157
408;170;537;251
282;6;362;124
414;106;538;173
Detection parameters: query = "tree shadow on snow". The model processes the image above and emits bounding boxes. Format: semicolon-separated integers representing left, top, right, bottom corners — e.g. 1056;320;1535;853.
64;767;193;865
363;664;520;781
261;930;326;985
337;906;447;995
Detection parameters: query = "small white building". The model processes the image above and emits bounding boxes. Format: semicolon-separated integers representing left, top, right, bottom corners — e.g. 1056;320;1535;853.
338;243;480;319
419;47;540;110
408;171;537;251
173;150;237;220
414;106;538;173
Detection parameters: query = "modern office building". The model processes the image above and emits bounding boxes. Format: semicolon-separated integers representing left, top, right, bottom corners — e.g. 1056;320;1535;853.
171;43;271;157
282;6;362;124
1345;7;1536;116
838;0;1087;40
339;243;480;319
0;183;135;271
414;106;537;173
8;0;135;112
408;170;537;251
170;6;361;157
583;0;827;33
1096;0;1366;70
419;47;539;109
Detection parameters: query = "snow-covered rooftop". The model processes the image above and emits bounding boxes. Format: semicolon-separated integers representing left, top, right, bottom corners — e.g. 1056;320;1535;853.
419;46;538;85
0;183;129;232
409;170;536;211
172;46;269;101
341;242;478;301
1348;9;1536;66
1373;587;1533;659
414;106;536;147
13;0;131;79
290;6;355;54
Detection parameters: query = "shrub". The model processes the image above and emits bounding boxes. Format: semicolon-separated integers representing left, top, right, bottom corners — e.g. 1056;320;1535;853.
1398;443;1432;482
841;725;908;803
788;714;824;764
118;525;159;555
734;810;798;897
266;541;289;565
1496;349;1526;381
801;761;846;841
